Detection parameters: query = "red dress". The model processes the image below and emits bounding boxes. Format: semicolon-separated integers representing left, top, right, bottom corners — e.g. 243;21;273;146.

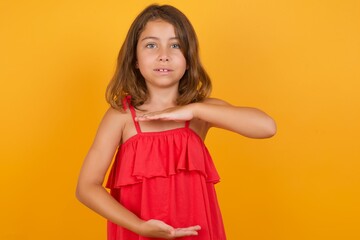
106;98;226;240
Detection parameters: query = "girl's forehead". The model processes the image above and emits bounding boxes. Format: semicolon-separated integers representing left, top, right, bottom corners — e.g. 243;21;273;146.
139;20;177;38
143;20;175;31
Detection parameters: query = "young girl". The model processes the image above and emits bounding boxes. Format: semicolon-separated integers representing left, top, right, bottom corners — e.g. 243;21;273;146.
76;4;276;240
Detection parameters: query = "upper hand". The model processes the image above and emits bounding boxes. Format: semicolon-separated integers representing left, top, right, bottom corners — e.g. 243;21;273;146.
135;104;196;122
138;219;201;239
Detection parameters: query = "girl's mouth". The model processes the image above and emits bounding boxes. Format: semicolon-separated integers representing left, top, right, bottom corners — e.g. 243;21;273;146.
154;68;172;72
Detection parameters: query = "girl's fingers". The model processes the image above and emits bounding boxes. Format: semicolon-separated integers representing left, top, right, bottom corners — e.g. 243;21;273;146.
136;113;170;121
187;225;201;231
178;225;201;232
172;225;201;237
142;220;201;239
135;105;193;122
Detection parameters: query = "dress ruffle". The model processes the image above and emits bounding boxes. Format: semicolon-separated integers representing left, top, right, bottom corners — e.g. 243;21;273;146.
106;128;220;189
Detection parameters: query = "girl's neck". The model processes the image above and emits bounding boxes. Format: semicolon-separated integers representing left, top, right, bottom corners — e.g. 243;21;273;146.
142;88;179;111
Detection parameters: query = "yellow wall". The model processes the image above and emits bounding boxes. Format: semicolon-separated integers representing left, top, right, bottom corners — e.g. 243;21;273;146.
1;0;359;239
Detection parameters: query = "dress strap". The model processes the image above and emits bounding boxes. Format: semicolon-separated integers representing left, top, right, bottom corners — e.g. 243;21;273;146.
124;96;142;133
122;96;129;111
185;120;190;128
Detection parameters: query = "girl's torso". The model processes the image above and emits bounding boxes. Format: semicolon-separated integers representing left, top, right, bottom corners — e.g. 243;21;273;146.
106;97;226;240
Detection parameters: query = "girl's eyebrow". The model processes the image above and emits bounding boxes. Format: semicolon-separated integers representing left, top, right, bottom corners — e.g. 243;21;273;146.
140;36;179;42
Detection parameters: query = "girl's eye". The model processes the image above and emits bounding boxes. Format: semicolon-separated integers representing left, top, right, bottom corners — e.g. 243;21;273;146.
145;43;156;49
171;43;181;49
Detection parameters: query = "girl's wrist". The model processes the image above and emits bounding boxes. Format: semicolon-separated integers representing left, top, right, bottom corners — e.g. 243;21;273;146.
126;218;146;236
191;102;201;119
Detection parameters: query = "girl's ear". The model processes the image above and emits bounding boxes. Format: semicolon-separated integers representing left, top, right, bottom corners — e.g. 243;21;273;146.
135;61;139;69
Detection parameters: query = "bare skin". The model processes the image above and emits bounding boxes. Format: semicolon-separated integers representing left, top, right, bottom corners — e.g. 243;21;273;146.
76;19;276;239
136;98;276;139
76;107;202;239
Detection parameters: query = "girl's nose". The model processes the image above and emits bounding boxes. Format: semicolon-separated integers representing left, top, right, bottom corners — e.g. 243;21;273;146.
158;47;170;62
159;57;169;62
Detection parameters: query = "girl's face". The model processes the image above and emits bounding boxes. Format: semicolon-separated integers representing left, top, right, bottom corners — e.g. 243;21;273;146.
136;20;187;91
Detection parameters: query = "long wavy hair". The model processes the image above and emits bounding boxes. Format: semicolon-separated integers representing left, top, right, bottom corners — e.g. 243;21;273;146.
106;4;212;110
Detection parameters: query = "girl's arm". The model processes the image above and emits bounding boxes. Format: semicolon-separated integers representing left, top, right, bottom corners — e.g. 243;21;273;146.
76;108;143;232
136;98;276;139
76;108;200;239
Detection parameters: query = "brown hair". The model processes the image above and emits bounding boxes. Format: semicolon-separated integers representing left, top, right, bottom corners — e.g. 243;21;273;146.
106;4;212;110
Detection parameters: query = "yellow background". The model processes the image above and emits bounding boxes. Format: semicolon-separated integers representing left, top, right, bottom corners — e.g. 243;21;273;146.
1;0;359;239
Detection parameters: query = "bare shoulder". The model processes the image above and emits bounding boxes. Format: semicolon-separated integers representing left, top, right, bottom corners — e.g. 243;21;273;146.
95;107;130;142
101;107;128;127
202;97;232;106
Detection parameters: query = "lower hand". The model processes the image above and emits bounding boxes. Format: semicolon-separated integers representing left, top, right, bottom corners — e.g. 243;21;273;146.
138;219;201;239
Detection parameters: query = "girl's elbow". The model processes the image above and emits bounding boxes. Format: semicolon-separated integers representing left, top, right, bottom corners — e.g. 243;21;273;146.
263;118;277;138
75;180;104;204
252;109;277;138
250;117;277;139
75;183;84;202
75;181;90;204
